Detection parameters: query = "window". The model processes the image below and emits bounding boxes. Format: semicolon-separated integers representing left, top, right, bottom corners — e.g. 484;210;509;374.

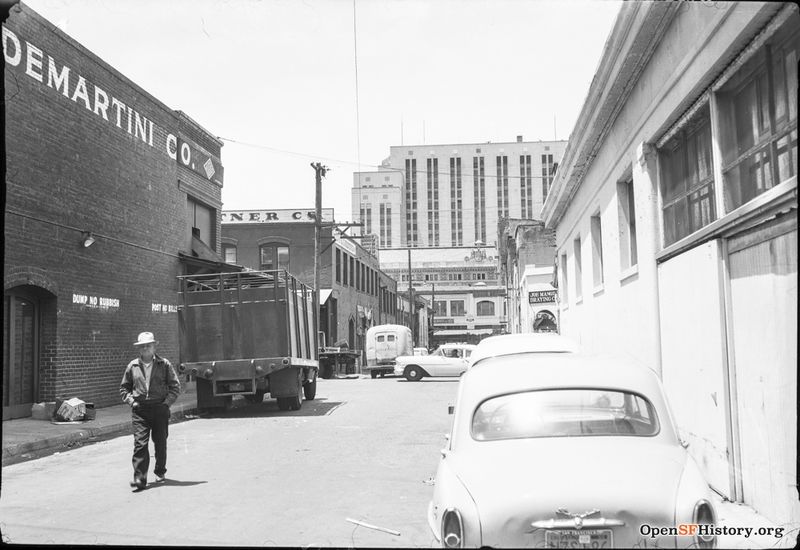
450;300;466;316
343;253;349;286
260;244;289;271
222;244;237;264
496;156;509;218
471;389;659;441
520;155;532;217
427;158;440;245
477;300;495;316
450;157;463;246
335;249;342;283
590;214;604;286
542;154;556;201
473;156;486;243
405;158;418;245
349;256;355;287
434;301;447;316
617;176;638;269
187;196;215;248
658;104;716;246
716;14;798;212
573;237;583;300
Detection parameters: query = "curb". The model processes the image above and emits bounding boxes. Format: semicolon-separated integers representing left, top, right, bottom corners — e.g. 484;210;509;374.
2;405;199;462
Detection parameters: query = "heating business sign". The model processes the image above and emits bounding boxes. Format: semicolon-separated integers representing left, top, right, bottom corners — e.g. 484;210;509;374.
528;290;557;304
2;25;223;186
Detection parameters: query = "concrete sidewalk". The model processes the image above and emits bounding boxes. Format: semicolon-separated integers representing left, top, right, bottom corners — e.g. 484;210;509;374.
2;382;199;465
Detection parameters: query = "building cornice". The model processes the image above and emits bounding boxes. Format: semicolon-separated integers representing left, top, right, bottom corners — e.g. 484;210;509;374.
542;1;680;228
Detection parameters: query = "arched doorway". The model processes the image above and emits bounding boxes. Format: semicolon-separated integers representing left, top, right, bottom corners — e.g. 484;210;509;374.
533;310;558;333
347;317;356;350
3;285;55;419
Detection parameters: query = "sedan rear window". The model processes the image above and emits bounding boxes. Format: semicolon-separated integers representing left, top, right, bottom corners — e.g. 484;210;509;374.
472;389;659;441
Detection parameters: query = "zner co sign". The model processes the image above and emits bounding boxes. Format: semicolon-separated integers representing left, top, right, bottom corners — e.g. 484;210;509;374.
222;209;335;223
2;26;223;185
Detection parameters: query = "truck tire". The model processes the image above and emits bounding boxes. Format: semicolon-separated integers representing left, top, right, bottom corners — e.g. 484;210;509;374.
277;397;291;411
303;378;317;400
370;370;378;379
405;365;424;382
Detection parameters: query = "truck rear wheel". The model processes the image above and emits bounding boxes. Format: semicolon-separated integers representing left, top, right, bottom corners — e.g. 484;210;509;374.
370;370;378;379
303;378;317;400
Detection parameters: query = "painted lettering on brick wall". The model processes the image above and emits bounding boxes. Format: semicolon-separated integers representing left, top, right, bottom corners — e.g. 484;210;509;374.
72;293;120;309
151;303;178;314
2;26;222;185
221;209;335;224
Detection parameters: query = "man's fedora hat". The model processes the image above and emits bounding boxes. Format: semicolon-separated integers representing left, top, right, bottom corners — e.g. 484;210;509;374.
133;332;158;346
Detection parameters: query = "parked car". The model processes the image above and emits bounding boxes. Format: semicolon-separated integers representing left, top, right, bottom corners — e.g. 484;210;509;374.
469;332;580;367
393;343;476;381
428;352;717;548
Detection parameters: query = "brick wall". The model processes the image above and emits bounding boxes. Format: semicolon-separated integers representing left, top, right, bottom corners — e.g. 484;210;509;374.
3;4;222;408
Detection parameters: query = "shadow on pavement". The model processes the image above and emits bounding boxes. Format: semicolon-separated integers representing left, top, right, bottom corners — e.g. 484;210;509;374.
146;479;208;489
191;398;345;419
395;378;460;383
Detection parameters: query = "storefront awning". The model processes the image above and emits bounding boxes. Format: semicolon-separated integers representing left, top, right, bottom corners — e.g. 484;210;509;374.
320;289;333;304
178;252;244;275
433;329;494;336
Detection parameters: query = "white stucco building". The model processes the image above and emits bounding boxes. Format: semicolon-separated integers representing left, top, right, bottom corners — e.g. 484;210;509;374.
543;1;798;525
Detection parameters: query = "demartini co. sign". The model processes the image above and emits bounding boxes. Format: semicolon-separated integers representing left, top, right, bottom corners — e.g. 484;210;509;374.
2;25;223;185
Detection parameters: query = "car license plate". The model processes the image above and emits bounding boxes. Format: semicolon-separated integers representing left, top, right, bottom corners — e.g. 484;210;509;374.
545;529;613;548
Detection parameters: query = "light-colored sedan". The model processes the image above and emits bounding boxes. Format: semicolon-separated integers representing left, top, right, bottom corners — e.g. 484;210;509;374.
469;332;580;367
393;343;476;381
428;352;717;548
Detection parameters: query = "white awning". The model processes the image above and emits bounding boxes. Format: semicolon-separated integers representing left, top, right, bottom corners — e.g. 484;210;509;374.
433;329;494;336
320;289;333;304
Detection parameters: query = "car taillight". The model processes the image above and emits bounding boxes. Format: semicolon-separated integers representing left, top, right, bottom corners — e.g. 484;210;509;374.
442;509;464;548
693;500;716;548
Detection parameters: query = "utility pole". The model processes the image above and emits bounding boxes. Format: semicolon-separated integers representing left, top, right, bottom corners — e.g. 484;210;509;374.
407;247;415;346
311;162;329;351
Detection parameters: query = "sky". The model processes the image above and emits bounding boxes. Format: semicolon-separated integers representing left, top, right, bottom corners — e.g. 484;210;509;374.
22;0;622;222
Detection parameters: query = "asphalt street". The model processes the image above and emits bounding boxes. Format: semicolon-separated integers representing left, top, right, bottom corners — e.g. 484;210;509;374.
0;376;457;547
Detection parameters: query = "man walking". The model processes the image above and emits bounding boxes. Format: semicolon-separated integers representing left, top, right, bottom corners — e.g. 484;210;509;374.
120;331;180;491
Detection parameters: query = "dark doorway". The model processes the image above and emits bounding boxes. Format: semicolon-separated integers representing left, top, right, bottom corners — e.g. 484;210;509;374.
3;285;54;419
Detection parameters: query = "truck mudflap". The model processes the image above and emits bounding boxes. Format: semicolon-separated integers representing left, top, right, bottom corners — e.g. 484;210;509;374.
179;357;318;397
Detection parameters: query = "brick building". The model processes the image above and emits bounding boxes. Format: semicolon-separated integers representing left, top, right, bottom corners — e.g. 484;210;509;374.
3;2;228;418
220;209;400;354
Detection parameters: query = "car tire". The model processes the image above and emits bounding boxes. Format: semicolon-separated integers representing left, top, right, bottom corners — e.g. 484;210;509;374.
370;370;378;379
405;365;424;382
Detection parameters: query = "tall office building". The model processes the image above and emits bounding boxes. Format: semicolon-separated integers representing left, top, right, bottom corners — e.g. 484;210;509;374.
352;136;566;248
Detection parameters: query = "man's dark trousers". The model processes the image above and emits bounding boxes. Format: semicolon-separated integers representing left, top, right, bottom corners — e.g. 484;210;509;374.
132;403;170;481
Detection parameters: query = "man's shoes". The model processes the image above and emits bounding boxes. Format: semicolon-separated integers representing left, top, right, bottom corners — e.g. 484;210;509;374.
155;474;166;483
129;477;146;491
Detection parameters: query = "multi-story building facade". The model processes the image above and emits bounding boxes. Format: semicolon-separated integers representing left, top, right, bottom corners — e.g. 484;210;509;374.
380;246;505;347
353;138;566;344
4;3;228;418
351;169;404;249
220;209;400;354
353;137;566;249
542;1;798;526
497;219;558;334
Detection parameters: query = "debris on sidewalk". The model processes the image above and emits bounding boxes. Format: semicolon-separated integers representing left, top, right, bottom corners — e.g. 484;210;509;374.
345;517;400;536
51;398;95;423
